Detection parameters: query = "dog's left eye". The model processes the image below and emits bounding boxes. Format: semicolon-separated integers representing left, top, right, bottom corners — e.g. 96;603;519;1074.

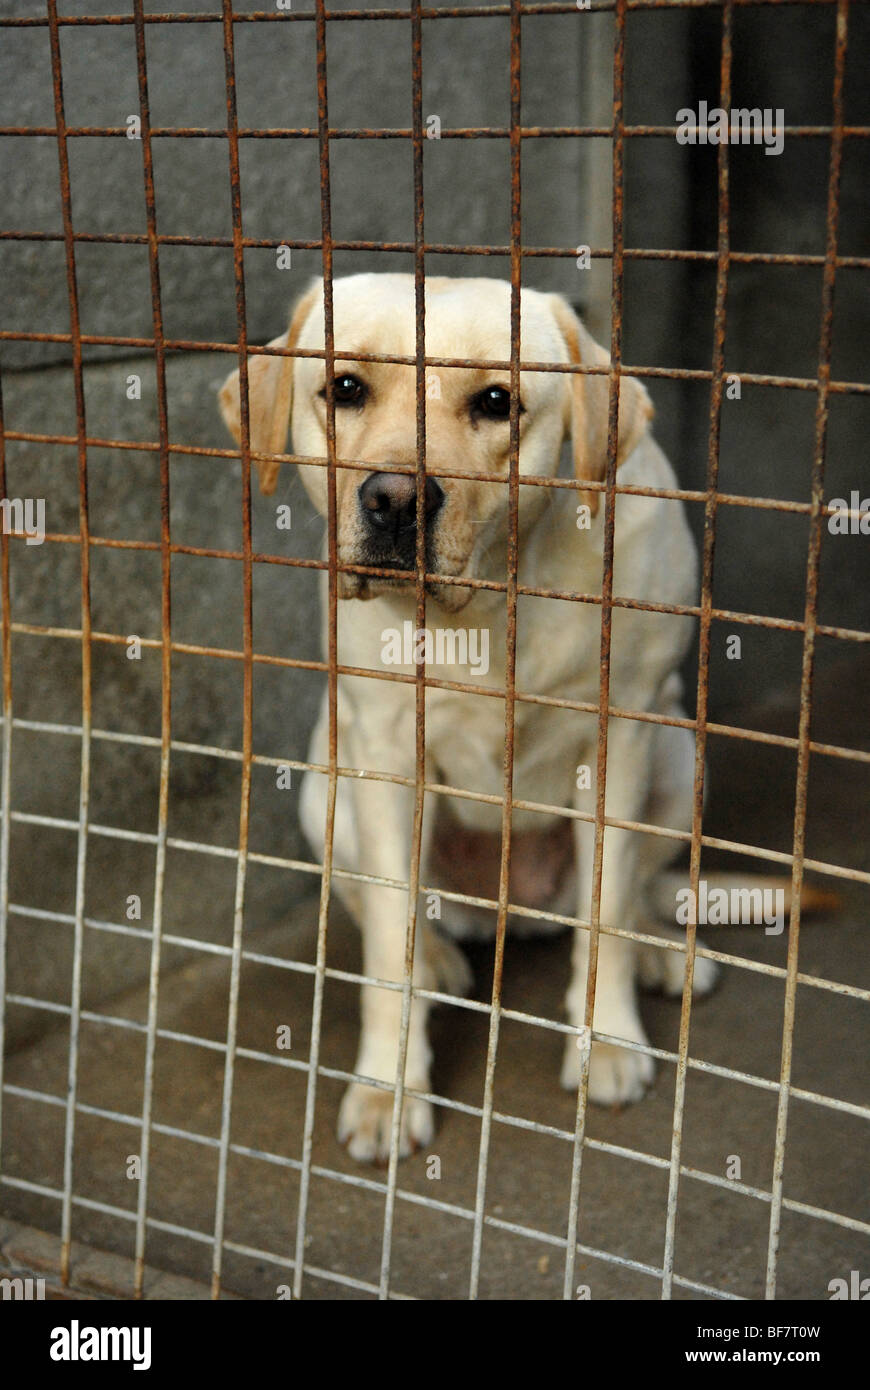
321;374;367;406
472;386;520;420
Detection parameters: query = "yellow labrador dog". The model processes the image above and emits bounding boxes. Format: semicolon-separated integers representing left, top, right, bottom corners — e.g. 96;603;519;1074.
220;273;717;1162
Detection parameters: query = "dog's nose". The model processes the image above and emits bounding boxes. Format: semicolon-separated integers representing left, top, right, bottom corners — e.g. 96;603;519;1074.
358;472;445;538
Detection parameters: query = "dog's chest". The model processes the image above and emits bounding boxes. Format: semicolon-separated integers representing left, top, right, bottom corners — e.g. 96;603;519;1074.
361;578;607;827
425;682;587;834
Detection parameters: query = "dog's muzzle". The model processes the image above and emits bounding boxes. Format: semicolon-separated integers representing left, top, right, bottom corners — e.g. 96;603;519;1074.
357;471;445;571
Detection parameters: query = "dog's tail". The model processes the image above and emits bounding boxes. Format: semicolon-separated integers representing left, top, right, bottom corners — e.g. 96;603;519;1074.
650;871;841;925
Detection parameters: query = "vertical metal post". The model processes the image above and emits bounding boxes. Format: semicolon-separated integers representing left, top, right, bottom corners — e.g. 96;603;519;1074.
561;0;628;1302
131;0;174;1299
660;0;732;1300
292;0;339;1301
468;0;523;1301
211;0;256;1299
377;0;430;1299
764;0;848;1301
46;0;93;1287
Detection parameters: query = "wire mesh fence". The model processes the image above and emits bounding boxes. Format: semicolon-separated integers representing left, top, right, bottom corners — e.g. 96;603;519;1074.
0;0;867;1302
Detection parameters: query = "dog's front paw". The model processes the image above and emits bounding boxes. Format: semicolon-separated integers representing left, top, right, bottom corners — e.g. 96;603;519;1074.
560;1036;654;1105
588;1040;655;1104
338;1081;434;1164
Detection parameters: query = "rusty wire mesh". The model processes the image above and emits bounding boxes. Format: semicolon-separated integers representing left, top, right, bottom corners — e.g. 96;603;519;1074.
0;0;867;1302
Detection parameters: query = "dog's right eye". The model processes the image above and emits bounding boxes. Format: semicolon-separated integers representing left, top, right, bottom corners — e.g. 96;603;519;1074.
471;385;518;421
321;374;367;407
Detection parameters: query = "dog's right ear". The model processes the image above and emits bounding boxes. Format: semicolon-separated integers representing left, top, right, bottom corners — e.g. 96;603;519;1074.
218;281;320;495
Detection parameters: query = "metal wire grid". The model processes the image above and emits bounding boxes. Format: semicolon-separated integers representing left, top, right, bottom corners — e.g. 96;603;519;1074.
0;0;866;1302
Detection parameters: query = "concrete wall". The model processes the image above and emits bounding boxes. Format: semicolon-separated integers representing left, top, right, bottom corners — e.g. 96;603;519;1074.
1;2;867;1043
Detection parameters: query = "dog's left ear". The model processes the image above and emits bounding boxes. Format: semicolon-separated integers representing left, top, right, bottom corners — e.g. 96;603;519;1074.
219;281;320;495
549;295;654;516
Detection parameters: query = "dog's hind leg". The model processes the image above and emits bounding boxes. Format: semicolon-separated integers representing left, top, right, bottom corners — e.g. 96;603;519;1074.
636;920;720;998
633;698;719;999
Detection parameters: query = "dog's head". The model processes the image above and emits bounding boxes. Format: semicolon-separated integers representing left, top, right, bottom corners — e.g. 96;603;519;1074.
219;273;652;610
